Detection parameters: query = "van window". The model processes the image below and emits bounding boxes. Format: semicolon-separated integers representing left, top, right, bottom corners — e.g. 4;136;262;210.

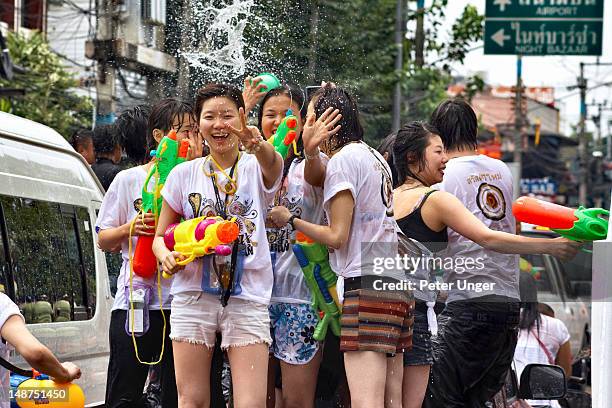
0;196;96;323
105;253;122;298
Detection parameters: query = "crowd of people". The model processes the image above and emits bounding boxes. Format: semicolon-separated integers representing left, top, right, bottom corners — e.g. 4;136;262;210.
0;77;582;408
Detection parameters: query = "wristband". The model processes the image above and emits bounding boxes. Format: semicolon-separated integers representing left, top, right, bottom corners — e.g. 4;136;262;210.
288;214;300;231
304;148;320;161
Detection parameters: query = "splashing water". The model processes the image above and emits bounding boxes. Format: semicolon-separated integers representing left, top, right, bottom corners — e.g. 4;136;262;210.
182;0;255;83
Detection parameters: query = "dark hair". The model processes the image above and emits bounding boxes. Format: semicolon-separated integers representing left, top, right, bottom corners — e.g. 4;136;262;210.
257;83;306;177
115;105;151;164
519;272;541;331
147;98;195;154
313;85;363;151
92;124;119;155
70;128;93;150
538;302;555;318
430;98;478;152
392;121;441;187
377;133;399;188
194;83;245;119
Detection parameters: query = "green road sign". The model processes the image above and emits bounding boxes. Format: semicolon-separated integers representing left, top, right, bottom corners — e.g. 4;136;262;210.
486;0;604;19
485;20;603;56
484;0;604;56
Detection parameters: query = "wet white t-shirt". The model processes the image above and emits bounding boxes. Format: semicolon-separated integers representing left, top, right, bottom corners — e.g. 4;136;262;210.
513;314;570;408
267;156;327;304
0;293;24;408
436;155;520;302
323;142;402;281
161;153;282;305
95;166;173;311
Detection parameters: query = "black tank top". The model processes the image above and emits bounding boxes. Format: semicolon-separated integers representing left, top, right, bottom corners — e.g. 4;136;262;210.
396;190;448;253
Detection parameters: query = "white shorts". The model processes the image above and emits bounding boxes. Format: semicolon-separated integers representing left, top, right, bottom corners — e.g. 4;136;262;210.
170;291;272;349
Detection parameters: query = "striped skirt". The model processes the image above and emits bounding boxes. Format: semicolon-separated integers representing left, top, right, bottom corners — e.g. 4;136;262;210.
340;288;414;355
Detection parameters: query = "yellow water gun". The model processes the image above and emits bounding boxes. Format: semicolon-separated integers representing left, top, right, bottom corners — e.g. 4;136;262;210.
162;216;239;278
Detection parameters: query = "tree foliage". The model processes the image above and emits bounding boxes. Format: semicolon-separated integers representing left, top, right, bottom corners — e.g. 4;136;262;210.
0;32;93;139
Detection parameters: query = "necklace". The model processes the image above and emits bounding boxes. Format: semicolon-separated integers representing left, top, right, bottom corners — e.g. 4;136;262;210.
202;153;240;195
399;183;425;191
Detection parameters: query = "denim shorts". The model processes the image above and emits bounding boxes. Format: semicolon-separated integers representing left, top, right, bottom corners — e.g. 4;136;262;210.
269;302;320;364
403;303;434;366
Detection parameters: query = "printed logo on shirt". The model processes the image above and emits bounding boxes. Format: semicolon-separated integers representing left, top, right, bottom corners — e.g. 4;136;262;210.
476;182;506;221
133;198;143;212
187;192;259;256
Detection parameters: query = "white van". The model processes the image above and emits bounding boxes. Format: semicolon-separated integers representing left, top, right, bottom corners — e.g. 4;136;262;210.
0;112;111;407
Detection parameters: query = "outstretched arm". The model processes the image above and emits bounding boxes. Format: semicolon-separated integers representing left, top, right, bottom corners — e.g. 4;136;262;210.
431;192;581;260
225;107;283;189
269;190;354;249
1;316;81;383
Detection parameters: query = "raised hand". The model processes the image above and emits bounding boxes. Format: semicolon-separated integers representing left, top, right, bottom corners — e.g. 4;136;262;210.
186;128;204;160
302;107;342;156
243;76;267;114
224;107;264;152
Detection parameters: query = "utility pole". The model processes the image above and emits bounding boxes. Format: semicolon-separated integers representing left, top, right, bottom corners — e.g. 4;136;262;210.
177;0;193;98
94;0;117;124
513;55;524;180
414;0;425;68
391;0;405;133
578;62;589;206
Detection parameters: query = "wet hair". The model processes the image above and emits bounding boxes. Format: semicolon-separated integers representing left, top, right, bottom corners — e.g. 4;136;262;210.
194;83;245;119
392;121;441;187
430;98;478;152
148;98;195;153
70;128;93;151
257;83;306;177
377;133;399;188
115;105;151;164
519;272;541;332
92;124;119;155
313;85;364;151
538;303;555;318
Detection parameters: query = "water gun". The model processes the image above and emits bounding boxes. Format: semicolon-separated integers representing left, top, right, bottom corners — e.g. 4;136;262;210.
513;196;609;242
266;109;298;160
7;364;84;408
132;130;190;278
292;232;341;341
162;216;240;278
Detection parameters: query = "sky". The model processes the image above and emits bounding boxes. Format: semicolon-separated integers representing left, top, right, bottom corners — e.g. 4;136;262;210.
433;0;612;139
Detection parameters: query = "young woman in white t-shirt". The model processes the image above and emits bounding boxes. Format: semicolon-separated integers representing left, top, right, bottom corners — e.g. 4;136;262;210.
259;84;340;408
96;99;202;408
152;83;284;408
269;85;410;408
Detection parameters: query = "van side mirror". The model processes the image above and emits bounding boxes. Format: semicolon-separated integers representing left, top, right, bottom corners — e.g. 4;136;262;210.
518;364;566;400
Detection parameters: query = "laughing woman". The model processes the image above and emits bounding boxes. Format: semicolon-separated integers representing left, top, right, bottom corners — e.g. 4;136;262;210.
152;83;283;408
390;121;580;408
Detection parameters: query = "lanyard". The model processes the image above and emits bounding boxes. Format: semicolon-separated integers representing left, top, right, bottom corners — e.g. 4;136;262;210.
209;155;239;220
208;154;240;306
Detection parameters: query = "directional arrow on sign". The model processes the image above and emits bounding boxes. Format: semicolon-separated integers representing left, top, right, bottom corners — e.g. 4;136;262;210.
493;0;512;12
491;28;511;47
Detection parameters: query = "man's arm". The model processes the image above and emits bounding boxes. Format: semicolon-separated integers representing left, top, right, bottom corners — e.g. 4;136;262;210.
1;316;80;383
